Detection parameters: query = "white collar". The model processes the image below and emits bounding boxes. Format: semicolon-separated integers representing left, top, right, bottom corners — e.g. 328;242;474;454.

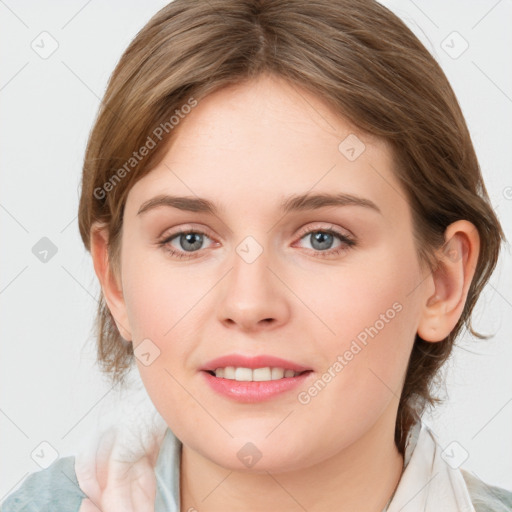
386;419;475;512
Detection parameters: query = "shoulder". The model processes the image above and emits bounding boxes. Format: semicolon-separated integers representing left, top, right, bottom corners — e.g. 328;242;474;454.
461;469;512;512
0;455;86;512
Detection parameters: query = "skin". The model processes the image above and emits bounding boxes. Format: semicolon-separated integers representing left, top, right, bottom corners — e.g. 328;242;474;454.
90;73;480;511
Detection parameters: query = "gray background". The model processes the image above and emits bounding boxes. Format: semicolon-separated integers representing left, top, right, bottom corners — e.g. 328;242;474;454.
1;0;511;501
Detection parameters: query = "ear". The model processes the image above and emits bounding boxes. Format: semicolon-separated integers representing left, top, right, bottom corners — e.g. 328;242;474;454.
417;220;480;342
90;223;132;342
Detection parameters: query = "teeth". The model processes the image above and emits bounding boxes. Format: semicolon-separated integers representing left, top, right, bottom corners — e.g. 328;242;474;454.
235;367;252;381
224;366;236;379
212;366;302;381
253;367;271;381
271;367;284;379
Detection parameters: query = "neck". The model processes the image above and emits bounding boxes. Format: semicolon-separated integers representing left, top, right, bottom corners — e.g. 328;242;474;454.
179;408;404;512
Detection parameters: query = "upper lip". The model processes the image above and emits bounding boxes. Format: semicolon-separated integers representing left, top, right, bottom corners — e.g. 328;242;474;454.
201;354;312;372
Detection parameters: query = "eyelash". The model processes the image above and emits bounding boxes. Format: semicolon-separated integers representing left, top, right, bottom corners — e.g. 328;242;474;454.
157;225;356;260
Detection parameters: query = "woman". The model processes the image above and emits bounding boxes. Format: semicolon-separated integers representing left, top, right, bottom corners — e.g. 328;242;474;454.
2;1;510;511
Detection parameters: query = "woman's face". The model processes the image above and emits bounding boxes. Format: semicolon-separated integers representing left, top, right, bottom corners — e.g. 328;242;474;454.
117;73;432;471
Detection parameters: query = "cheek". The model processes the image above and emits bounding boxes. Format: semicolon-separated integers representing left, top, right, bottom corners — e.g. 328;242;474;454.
120;249;211;387
292;276;417;448
299;244;421;392
121;258;200;430
122;247;196;342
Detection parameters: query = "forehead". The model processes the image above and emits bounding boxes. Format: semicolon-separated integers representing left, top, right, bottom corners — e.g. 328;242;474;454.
124;74;408;226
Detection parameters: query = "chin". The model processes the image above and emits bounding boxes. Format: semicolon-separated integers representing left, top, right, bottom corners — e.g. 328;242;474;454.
197;436;316;474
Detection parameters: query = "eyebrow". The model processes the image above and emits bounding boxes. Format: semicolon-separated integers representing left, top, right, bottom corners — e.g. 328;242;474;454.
136;192;382;217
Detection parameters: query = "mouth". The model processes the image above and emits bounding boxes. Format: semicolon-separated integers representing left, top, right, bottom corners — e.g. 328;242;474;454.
200;354;314;402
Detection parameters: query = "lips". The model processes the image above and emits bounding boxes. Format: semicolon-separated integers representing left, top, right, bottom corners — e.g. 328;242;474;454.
200;354;313;402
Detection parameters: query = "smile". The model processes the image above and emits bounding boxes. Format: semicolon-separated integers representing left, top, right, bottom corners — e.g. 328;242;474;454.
208;366;305;381
200;354;314;402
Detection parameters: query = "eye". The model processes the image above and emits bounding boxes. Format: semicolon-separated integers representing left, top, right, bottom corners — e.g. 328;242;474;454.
294;225;356;258
157;228;217;259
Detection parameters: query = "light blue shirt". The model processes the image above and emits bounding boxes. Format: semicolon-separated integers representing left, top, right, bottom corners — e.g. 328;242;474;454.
1;423;511;511
0;427;181;512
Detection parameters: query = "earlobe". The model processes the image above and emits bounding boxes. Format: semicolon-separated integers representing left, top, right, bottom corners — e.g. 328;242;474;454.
90;224;133;342
417;220;480;343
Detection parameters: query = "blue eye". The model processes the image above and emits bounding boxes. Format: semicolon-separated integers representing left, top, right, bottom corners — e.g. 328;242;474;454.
295;227;356;258
157;226;356;260
158;229;214;259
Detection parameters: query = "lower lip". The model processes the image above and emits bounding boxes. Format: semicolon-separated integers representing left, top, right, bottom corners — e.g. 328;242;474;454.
201;370;313;403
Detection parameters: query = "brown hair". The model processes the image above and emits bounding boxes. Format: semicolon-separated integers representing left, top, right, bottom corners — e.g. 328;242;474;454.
77;0;506;454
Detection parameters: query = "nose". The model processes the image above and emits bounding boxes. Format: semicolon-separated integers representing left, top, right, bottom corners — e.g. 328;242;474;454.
217;241;291;332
